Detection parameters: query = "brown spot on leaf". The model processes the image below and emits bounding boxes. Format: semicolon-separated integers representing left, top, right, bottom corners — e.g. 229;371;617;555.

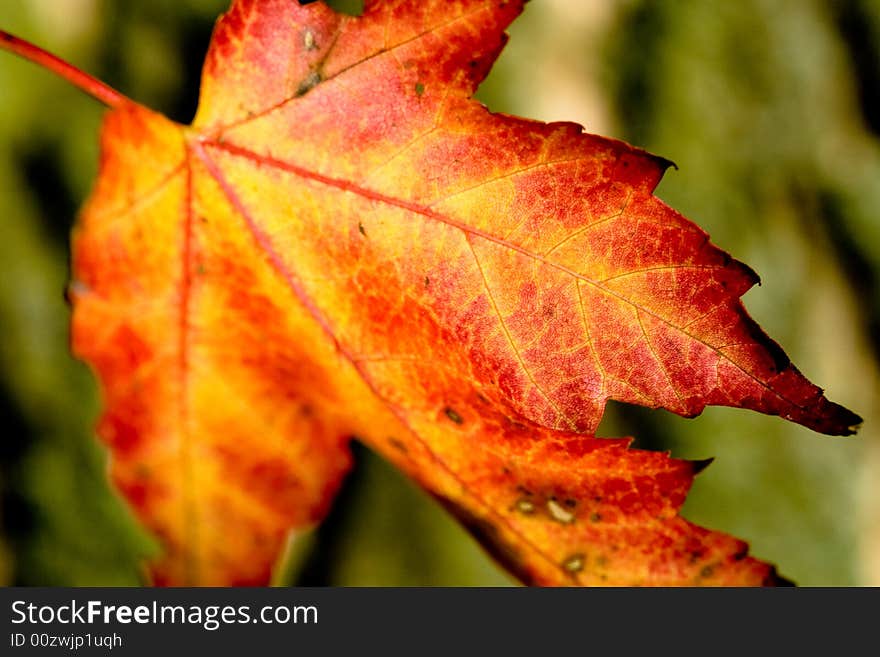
515;498;535;515
563;553;585;573
296;71;322;96
547;498;575;524
303;29;317;51
388;437;407;453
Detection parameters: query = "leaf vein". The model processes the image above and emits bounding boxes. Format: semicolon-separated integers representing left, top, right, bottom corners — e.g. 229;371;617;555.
206;140;813;415
464;235;576;430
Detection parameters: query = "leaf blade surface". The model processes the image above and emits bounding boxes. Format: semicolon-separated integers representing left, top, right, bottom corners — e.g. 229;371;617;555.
69;0;858;584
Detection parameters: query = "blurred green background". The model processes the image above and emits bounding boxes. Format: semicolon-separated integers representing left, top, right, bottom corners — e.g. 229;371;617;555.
0;0;876;586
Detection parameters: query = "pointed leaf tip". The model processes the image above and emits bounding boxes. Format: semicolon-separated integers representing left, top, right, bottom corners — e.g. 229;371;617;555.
690;457;715;476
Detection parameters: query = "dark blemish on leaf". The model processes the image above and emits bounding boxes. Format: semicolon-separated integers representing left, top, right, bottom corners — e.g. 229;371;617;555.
388;437;408;453
515;498;535;515
562;553;585;573
296;70;322;96
415;82;425;96
596;555;607;567
444;407;463;424
699;564;715;579
563;498;577;508
733;546;748;562
515;485;533;496
299;404;313;417
469;60;478;67
424;275;430;287
196;263;207;276
590;512;602;523
358;222;366;236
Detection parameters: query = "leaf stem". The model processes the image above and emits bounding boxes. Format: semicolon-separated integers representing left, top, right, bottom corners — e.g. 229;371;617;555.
0;29;130;109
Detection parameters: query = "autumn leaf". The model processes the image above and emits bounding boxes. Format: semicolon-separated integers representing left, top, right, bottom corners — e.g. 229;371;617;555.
0;0;860;586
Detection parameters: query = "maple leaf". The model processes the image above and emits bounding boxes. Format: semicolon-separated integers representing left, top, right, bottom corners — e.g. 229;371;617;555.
0;0;861;586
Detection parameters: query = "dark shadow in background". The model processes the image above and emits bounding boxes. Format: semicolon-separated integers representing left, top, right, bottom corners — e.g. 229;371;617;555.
834;0;880;138
826;0;880;361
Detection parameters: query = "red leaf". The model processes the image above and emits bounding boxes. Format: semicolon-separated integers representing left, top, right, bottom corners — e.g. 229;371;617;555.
2;0;859;585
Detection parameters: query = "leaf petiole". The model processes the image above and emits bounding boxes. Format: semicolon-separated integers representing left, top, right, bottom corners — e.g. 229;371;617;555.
0;29;130;109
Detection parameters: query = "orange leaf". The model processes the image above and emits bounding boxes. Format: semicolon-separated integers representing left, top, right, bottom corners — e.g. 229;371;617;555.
9;0;859;585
